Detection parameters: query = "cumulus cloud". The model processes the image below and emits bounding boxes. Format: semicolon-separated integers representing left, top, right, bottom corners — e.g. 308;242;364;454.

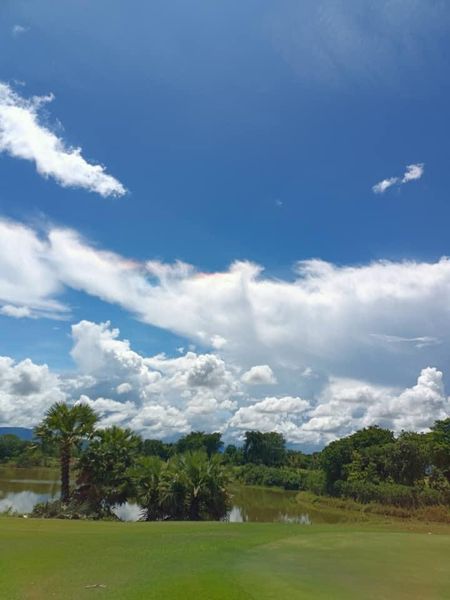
305;367;450;444
241;365;277;385
2;217;450;390
372;163;424;194
1;320;449;448
0;357;65;427
0;82;125;197
402;163;424;183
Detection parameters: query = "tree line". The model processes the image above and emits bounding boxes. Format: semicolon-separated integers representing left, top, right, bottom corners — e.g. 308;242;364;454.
1;401;450;517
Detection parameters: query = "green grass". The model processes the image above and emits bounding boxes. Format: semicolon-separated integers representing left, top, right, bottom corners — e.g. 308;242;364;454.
1;518;450;599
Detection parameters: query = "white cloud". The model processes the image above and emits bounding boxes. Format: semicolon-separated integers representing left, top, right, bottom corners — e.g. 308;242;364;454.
370;334;440;349
241;365;277;385
373;163;424;194
116;382;132;395
1;319;449;448
304;367;450;445
402;163;424;183
0;219;68;318
0;305;32;319
0;82;125;197
12;25;29;37
0;357;65;427
372;177;398;194
2;218;450;391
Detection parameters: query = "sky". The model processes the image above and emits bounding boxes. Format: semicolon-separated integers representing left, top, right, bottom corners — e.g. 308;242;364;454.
1;0;450;449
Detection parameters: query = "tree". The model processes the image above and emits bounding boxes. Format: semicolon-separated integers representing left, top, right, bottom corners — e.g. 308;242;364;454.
321;426;395;491
320;437;354;491
430;418;450;480
35;402;98;502
0;434;28;462
157;451;230;520
385;433;427;486
76;426;141;512
175;431;223;457
142;438;173;460
128;456;164;520
349;426;394;450
223;444;244;465
243;431;286;466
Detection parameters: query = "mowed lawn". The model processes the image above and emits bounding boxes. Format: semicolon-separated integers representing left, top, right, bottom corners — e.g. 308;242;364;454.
1;519;450;600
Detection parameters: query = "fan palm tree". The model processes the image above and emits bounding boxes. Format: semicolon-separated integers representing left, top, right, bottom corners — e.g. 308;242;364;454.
128;456;164;520
76;426;142;512
160;451;230;520
35;402;98;503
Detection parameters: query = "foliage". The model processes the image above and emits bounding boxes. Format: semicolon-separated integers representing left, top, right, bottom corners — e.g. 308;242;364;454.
34;402;98;502
334;480;450;508
175;431;223;457
128;456;164;520
429;418;450;479
0;434;29;462
130;450;230;520
76;426;142;514
243;431;286;466
236;463;306;490
142;438;173;460
223;444;244;465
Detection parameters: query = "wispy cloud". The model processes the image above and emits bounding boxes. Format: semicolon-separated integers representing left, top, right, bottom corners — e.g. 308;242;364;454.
0;82;126;197
372;163;424;194
370;333;440;349
12;25;29;37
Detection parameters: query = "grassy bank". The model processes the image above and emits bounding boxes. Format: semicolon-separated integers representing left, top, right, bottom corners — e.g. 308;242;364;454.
295;491;450;524
1;518;450;599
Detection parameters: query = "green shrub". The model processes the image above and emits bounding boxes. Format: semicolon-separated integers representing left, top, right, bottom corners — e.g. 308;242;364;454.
236;464;306;490
334;480;450;508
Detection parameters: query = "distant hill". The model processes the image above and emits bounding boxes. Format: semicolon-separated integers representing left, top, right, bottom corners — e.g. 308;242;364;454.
0;427;33;440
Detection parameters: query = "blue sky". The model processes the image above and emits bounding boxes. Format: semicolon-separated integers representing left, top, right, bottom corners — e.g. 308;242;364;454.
0;1;450;446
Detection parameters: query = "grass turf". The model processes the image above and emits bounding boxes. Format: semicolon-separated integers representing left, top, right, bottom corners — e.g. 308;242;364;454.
1;518;450;599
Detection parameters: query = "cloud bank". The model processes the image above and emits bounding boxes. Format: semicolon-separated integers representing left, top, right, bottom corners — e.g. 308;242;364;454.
0;82;125;197
1;217;449;386
1;217;450;446
0;320;448;448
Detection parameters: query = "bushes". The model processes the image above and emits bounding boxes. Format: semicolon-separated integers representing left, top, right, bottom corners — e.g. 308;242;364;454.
235;464;326;493
236;464;304;491
334;480;450;509
303;469;326;495
31;499;117;520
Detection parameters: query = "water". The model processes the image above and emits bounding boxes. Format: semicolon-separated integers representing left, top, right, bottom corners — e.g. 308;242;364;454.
0;467;343;523
0;467;60;514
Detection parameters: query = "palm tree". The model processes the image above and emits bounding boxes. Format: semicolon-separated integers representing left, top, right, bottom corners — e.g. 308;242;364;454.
160;451;230;520
35;402;98;503
128;456;164;520
76;426;142;513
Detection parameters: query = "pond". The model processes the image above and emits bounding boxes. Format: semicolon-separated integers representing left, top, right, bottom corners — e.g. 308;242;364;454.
0;467;344;524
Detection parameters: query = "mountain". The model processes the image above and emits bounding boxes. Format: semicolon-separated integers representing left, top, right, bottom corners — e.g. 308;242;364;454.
0;427;33;440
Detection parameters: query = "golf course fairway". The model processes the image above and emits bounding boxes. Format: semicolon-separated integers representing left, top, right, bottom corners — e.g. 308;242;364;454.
1;518;450;599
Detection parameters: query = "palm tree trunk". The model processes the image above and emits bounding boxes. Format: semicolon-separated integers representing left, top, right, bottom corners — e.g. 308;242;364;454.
60;443;71;503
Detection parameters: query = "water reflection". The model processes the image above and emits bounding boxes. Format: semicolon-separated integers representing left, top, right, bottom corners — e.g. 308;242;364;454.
111;502;142;522
0;467;60;515
0;490;54;514
0;468;345;524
